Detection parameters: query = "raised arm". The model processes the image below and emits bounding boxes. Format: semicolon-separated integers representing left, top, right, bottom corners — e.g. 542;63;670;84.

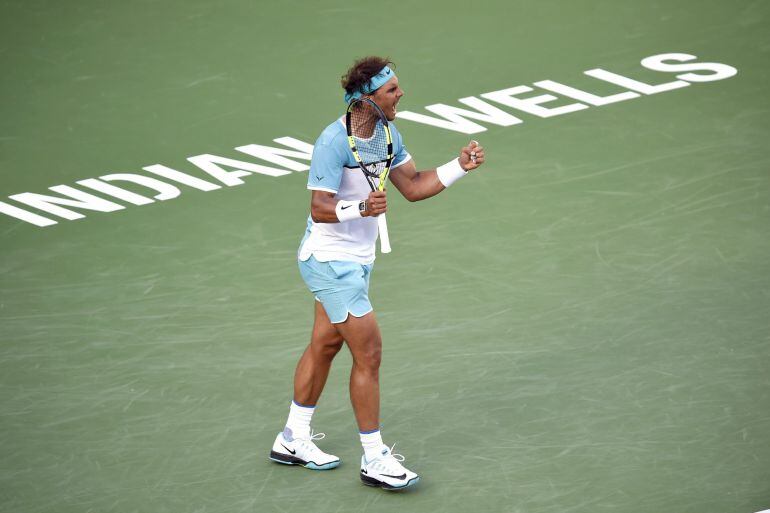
389;141;485;202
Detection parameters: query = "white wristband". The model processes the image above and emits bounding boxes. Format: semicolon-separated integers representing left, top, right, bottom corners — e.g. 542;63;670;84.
436;158;467;187
335;199;363;222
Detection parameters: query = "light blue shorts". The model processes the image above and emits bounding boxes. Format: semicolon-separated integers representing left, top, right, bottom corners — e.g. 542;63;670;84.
298;255;374;324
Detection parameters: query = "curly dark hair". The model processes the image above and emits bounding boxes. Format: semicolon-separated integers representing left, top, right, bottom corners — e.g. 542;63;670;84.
341;56;395;96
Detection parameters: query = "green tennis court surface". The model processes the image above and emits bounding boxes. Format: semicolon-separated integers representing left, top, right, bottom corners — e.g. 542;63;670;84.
2;1;769;512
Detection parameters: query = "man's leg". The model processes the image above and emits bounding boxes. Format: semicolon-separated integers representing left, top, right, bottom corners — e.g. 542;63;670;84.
333;311;382;433
268;301;343;470
292;300;344;406
334;311;420;490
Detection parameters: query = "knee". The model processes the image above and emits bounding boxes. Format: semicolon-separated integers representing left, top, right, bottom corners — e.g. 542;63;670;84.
322;339;344;358
314;337;343;360
355;341;382;372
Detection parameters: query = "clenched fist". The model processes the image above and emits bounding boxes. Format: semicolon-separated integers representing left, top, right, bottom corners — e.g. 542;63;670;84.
459;140;485;171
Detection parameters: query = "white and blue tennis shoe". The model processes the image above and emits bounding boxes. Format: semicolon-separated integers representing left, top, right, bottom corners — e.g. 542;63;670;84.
360;444;420;490
269;430;340;470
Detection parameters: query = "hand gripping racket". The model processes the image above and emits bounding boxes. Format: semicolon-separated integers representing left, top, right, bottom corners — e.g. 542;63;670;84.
345;98;393;254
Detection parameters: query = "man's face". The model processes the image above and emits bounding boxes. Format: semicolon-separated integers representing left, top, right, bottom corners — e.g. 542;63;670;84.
368;76;403;121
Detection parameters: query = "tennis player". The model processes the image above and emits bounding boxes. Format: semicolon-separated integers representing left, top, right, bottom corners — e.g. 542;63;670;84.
269;56;485;490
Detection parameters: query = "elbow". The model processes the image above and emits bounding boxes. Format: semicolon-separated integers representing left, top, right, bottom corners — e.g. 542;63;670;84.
310;202;319;223
401;180;423;202
400;187;419;202
310;202;326;223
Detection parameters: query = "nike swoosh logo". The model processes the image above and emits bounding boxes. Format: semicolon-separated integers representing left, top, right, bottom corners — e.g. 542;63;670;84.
361;469;368;474
315;175;324;181
381;473;407;480
281;444;296;455
340;205;351;210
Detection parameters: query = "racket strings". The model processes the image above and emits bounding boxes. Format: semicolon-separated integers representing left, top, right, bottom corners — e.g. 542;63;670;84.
350;106;389;169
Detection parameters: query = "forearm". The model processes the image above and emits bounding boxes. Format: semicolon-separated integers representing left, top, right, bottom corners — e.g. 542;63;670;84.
309;190;386;223
395;159;469;202
399;169;446;202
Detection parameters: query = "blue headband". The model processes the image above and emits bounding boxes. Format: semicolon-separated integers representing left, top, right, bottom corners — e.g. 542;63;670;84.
344;66;395;103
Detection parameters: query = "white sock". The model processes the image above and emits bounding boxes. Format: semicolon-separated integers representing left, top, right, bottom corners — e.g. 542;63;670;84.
360;429;385;462
284;400;314;441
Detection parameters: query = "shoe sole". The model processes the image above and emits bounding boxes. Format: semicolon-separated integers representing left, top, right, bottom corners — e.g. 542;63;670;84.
360;473;420;491
269;451;340;470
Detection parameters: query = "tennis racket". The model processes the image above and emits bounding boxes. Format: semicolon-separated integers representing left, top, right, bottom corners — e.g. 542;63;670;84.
345;98;393;254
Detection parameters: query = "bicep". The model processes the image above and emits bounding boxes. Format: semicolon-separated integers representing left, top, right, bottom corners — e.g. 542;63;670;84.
311;189;337;203
388;159;418;195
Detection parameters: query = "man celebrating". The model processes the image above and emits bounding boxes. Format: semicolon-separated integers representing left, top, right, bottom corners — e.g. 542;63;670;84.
269;56;485;490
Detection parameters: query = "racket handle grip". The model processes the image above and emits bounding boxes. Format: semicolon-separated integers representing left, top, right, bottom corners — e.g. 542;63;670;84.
377;214;392;254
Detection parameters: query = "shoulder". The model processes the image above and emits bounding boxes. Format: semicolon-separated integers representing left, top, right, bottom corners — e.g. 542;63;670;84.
309;118;351;171
315;118;348;148
388;122;407;154
388;122;405;142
